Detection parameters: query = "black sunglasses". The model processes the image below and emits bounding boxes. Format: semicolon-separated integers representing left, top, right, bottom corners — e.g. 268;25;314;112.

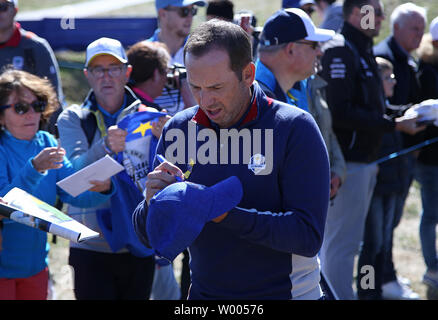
0;1;14;12
164;6;197;18
0;99;47;115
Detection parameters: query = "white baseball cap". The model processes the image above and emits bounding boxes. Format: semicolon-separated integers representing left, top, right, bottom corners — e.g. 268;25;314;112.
430;16;438;41
85;37;128;68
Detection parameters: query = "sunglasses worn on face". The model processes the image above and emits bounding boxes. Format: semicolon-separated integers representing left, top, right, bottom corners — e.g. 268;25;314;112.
0;2;14;12
0;100;47;115
295;41;320;50
165;6;197;18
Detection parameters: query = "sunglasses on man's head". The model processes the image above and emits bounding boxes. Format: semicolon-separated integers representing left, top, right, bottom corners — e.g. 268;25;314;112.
164;6;197;18
0;99;47;115
0;1;14;12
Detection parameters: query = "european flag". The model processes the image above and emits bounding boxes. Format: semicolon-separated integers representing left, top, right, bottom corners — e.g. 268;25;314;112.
117;111;167;142
97;110;168;258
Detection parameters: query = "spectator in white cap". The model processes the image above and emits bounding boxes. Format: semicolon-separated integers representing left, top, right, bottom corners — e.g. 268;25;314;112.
0;0;63;136
57;37;159;300
416;16;438;297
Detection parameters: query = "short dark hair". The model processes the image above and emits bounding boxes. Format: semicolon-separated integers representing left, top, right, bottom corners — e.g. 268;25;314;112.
183;19;252;80
343;0;372;19
206;0;234;21
127;41;170;84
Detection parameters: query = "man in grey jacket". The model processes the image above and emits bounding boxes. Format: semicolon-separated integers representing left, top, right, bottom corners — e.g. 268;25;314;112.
57;38;158;300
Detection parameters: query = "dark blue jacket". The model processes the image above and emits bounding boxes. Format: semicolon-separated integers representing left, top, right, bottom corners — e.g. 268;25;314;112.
321;22;395;163
133;82;330;299
374;36;422;106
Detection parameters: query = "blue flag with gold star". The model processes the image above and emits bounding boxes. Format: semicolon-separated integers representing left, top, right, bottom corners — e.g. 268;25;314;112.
117;110;167;142
116;110;167;192
96;110;168;257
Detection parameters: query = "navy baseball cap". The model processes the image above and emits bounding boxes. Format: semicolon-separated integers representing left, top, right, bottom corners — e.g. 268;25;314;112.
260;8;335;46
155;0;207;10
147;176;243;262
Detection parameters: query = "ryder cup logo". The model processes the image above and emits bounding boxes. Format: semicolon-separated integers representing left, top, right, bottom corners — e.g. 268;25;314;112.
12;56;24;70
248;154;266;175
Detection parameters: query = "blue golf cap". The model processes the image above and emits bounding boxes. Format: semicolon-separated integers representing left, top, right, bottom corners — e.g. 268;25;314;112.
155;0;207;10
147;176;243;262
260;8;335;46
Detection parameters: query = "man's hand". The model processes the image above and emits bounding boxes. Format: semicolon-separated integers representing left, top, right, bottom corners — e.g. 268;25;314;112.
88;179;112;193
395;116;426;135
145;161;184;205
32;146;66;172
151;112;171;139
106;126;127;153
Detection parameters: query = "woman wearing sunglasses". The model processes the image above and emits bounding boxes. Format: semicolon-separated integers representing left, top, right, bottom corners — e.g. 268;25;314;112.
0;69;115;300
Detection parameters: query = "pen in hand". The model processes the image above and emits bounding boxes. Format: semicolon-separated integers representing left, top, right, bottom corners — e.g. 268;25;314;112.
156;154;184;182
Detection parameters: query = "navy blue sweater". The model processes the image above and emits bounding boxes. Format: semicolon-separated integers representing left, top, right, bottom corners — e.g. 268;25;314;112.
133;83;330;299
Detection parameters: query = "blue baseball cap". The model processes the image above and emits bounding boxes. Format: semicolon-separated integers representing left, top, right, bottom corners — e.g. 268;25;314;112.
147;176;243;262
155;0;207;11
260;8;335;46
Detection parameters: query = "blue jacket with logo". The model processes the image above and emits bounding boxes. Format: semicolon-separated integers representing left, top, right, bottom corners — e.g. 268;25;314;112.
133;82;330;299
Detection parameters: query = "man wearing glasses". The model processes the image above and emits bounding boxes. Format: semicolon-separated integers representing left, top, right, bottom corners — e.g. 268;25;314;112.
256;8;346;300
147;0;203;117
0;0;63;135
152;0;205;64
319;0;424;300
256;8;334;110
56;38;158;300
